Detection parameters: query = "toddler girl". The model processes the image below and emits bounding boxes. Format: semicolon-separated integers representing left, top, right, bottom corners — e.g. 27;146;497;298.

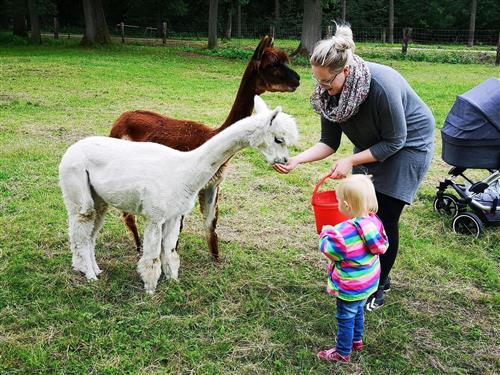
317;174;388;362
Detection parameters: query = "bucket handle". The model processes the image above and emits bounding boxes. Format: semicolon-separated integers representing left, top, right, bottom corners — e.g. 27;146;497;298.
313;174;335;196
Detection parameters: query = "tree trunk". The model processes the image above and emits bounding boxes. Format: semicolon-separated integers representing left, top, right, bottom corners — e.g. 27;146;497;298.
236;3;241;38
154;1;165;39
467;0;477;47
13;14;28;38
274;0;280;21
293;0;322;56
208;0;218;49
81;0;111;45
27;0;41;44
225;3;233;40
54;17;60;39
340;0;346;22
388;0;394;44
13;0;28;38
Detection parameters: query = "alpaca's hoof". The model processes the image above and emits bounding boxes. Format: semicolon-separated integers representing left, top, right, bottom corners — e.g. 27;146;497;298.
73;266;86;274
86;274;98;281
144;286;156;294
162;266;172;279
144;282;157;294
72;263;87;274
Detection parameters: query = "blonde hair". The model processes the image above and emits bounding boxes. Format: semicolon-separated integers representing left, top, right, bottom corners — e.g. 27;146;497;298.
336;174;378;218
310;24;356;73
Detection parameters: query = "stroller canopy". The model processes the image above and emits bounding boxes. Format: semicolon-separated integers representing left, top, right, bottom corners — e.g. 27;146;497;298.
442;77;500;169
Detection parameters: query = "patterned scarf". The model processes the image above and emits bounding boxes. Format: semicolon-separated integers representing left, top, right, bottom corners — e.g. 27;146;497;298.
310;55;371;123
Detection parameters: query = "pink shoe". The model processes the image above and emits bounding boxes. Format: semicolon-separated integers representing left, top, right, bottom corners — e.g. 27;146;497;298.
317;348;350;362
352;340;363;352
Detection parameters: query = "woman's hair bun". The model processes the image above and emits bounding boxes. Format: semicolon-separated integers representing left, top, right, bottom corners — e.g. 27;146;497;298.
310;22;356;68
334;24;355;53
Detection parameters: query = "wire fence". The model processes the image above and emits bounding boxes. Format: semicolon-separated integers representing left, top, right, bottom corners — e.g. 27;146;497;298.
40;20;499;48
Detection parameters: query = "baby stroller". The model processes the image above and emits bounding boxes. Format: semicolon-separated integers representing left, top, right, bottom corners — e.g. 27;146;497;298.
434;77;500;237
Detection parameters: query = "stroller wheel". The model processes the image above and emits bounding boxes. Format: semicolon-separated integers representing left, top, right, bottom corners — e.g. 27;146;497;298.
452;212;484;237
434;193;459;217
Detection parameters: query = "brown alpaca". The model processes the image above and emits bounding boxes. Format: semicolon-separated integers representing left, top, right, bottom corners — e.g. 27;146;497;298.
110;36;300;260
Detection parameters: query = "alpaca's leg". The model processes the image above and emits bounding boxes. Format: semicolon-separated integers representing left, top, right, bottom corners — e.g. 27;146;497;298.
137;220;164;294
69;213;87;273
160;217;182;280
68;212;99;281
199;185;220;260
89;198;108;276
122;212;142;252
60;165;98;280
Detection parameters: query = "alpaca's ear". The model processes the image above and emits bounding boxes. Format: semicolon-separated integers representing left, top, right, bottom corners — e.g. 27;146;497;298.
253;36;269;61
269;106;282;125
254;95;269;114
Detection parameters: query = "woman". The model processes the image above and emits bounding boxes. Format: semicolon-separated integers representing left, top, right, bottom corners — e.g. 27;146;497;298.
274;25;435;311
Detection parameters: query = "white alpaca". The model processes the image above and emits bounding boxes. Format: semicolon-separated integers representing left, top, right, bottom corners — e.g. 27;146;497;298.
59;96;299;293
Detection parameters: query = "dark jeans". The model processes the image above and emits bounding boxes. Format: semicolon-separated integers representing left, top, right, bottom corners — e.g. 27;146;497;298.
335;298;367;356
376;192;406;286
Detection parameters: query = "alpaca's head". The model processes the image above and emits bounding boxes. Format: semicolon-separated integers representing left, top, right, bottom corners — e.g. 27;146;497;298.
250;95;299;165
251;36;301;93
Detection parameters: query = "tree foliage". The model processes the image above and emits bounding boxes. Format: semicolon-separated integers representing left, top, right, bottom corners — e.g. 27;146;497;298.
0;0;498;43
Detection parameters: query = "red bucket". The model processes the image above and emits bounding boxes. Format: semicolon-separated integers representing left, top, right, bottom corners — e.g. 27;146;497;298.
311;175;349;234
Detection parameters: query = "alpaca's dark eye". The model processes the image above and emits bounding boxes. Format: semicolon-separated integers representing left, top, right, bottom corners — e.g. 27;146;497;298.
274;137;284;144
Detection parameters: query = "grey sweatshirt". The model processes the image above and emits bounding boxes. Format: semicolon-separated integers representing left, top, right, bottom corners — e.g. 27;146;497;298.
320;62;435;204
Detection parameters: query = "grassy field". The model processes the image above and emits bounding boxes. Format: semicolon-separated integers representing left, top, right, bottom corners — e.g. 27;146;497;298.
0;40;499;374
23;32;498;65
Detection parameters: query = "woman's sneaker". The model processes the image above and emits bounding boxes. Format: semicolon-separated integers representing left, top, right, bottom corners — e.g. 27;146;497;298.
365;288;384;312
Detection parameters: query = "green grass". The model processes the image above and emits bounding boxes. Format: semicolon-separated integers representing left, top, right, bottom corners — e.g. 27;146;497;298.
0;39;499;374
156;37;499;65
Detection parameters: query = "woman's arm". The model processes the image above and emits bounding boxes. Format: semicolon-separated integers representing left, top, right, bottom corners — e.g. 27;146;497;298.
274;116;341;174
369;81;408;162
273;142;335;174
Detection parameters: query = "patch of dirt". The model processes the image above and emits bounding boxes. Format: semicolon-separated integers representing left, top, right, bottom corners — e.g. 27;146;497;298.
24;125;90;144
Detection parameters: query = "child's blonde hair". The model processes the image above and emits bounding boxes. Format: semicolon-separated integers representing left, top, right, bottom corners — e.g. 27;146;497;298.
336;174;378;217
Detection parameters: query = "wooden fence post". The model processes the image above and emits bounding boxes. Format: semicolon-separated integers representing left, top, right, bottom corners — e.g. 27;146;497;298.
381;28;386;43
402;27;412;55
53;17;59;39
162;22;167;44
496;31;500;66
326;25;333;38
269;25;275;39
120;21;125;43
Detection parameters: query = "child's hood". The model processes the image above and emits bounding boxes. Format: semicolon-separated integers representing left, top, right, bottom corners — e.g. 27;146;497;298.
351;214;383;243
351;214;388;255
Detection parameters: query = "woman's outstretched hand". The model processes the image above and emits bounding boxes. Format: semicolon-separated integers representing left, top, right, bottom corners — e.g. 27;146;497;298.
330;157;353;179
273;157;299;174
